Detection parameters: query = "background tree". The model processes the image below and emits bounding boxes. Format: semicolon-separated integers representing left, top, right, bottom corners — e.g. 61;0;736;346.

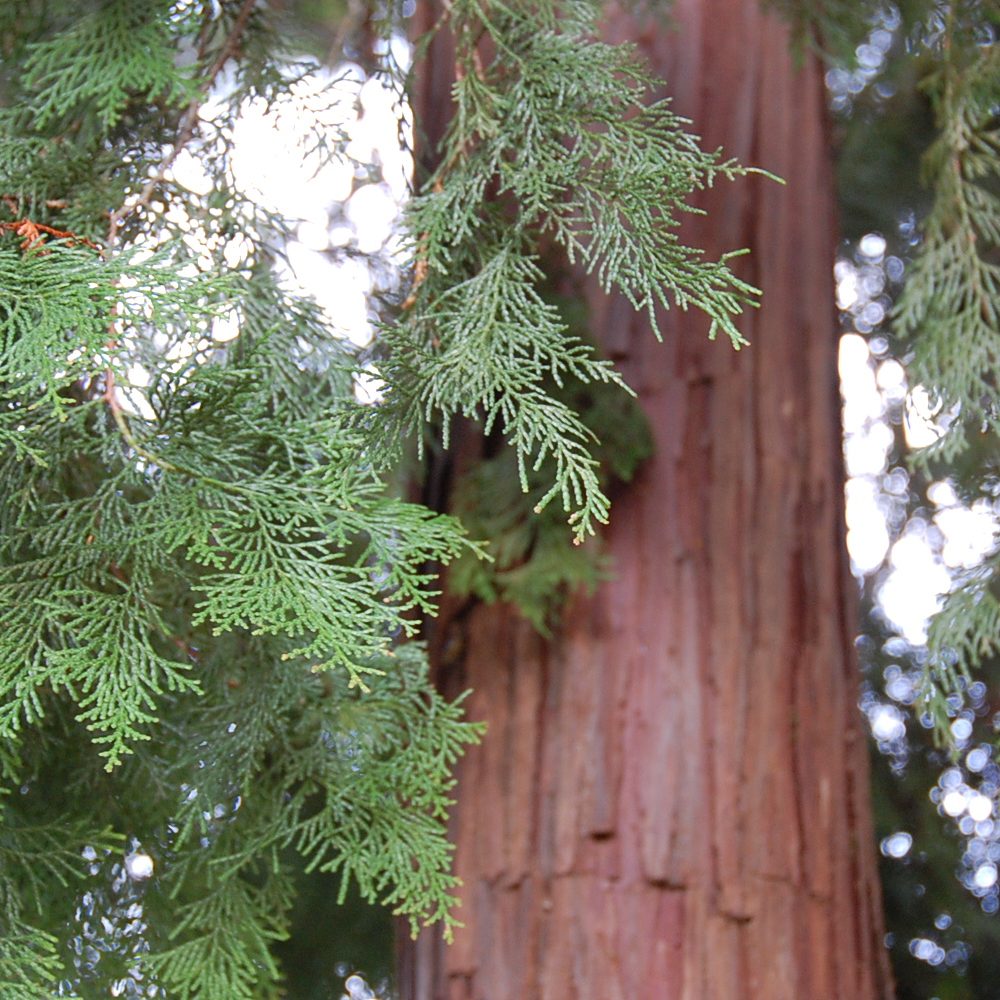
399;1;894;997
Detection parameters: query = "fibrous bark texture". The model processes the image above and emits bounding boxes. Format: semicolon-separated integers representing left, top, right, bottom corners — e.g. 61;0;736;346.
402;2;893;997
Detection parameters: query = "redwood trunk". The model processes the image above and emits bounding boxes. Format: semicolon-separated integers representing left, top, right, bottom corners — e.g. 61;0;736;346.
404;2;892;997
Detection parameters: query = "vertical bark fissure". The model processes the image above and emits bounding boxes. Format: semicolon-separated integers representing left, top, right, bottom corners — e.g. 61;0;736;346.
787;518;810;901
731;67;763;924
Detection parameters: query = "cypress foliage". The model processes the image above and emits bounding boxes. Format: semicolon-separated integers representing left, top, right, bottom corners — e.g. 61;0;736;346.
376;0;764;542
774;0;1000;752
0;1;760;994
890;7;1000;747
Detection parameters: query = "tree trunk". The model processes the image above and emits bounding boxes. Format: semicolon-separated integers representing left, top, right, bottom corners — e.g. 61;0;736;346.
402;2;893;997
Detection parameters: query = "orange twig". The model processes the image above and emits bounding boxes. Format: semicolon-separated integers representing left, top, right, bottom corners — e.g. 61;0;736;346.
400;178;445;311
401;255;429;311
0;218;101;254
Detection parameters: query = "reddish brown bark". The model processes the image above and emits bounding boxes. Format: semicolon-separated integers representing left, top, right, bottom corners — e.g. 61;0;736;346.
403;2;893;997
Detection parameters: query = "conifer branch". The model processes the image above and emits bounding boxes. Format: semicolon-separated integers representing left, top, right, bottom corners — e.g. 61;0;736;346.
892;7;1000;748
383;0;764;542
0;6;488;984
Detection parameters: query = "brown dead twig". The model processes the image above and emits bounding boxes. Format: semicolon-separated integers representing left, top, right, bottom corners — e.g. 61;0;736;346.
401;5;487;316
0;217;101;254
